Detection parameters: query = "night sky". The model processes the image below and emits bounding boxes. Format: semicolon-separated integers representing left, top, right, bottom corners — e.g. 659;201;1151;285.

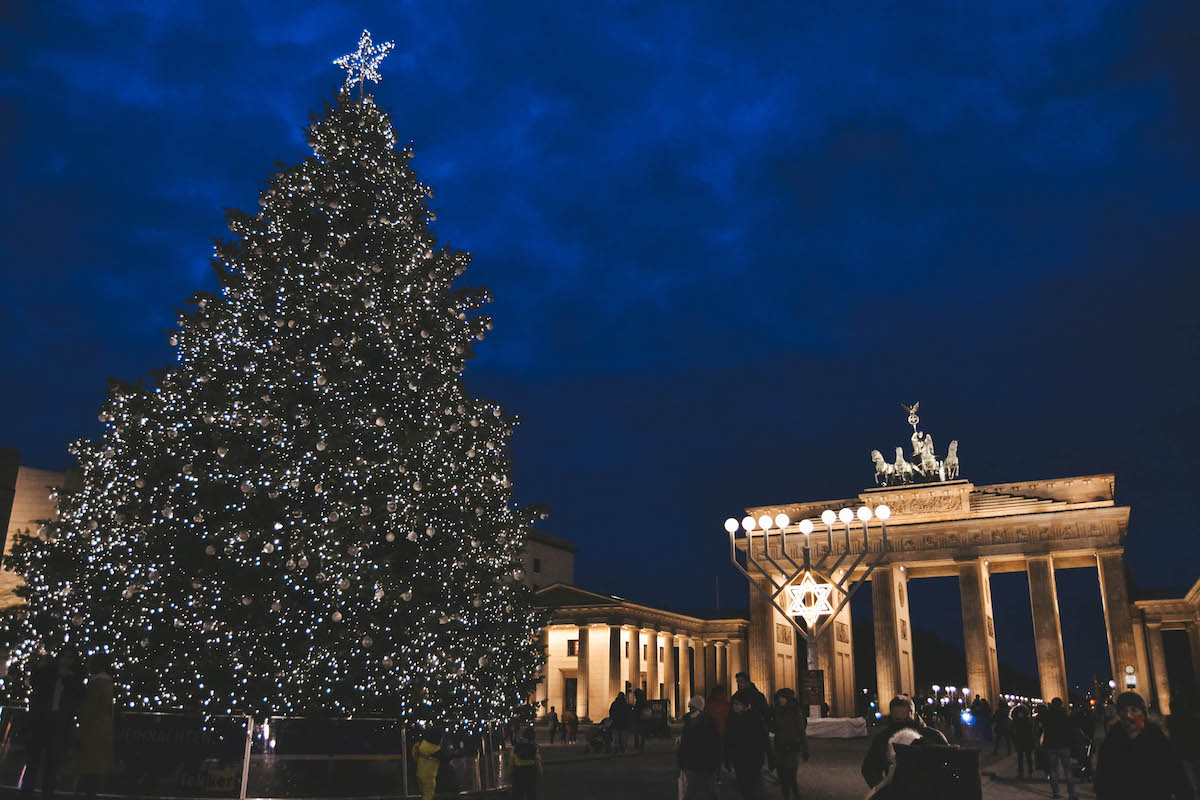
2;1;1198;691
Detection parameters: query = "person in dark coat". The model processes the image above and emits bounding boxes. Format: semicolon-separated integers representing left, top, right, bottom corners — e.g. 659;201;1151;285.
1038;698;1078;799
993;700;1013;756
21;648;84;799
608;692;632;754
772;688;809;800
733;671;773;770
725;696;770;800
1096;691;1193;800
1010;703;1038;777
678;696;721;800
861;695;949;789
632;689;650;752
1167;696;1200;794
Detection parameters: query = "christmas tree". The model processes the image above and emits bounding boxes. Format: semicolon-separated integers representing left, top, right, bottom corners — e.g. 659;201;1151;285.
2;31;546;727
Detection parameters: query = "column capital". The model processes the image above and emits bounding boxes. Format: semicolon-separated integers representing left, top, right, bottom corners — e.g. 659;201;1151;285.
1147;620;1164;630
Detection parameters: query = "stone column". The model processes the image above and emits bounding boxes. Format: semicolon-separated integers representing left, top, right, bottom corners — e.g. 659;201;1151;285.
872;566;914;702
1188;622;1200;691
1097;550;1139;685
608;625;622;700
692;640;708;701
646;629;660;699
587;625;611;721
535;626;550;716
716;642;728;691
959;558;1001;705
1131;611;1152;696
1027;556;1068;703
728;637;746;685
630;626;642;694
1147;623;1171;714
678;636;693;710
819;596;855;717
662;633;676;717
576;625;590;722
748;579;776;695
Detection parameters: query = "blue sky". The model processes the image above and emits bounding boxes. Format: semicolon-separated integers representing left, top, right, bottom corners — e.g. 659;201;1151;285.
2;0;1198;687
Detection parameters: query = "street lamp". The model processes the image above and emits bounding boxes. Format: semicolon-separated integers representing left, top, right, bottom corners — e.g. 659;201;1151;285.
726;502;893;718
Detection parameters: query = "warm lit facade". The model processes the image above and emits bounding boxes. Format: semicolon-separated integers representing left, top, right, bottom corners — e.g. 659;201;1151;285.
533;584;749;721
0;449;72;609
742;474;1152;715
1132;579;1200;714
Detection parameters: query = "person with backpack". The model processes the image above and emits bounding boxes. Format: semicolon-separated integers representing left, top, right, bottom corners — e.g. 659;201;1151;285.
506;727;543;800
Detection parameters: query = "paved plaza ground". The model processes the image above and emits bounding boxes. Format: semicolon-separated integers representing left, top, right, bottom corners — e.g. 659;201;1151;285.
538;732;1097;800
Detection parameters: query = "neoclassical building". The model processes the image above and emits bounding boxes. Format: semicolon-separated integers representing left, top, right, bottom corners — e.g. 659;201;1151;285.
534;584;749;721
1132;579;1200;714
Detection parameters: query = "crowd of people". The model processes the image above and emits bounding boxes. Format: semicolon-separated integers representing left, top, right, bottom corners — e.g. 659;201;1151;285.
677;671;809;799
17;647;115;800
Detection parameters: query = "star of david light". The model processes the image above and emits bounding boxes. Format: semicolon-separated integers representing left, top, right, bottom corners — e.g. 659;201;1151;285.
786;571;835;629
334;30;395;96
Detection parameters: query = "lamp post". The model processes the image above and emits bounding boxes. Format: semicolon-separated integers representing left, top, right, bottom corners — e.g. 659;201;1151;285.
727;503;892;718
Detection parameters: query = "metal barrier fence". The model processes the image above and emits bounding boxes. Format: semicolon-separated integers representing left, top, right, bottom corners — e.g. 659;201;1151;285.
0;707;509;799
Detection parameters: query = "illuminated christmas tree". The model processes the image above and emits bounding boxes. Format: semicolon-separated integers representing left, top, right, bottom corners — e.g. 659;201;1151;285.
2;31;545;726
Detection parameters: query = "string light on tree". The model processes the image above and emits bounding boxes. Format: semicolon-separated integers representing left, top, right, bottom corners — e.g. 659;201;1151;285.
0;33;547;730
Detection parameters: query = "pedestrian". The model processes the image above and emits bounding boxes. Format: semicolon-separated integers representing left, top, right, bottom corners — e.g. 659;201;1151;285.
1010;703;1037;778
73;654;115;800
705;685;731;740
565;709;579;744
725;696;770;800
861;695;948;789
21;647;83;799
732;672;771;727
609;692;633;754
772;688;809;800
545;706;559;744
1038;698;1078;800
992;699;1013;756
632;689;650;752
1096;691;1193;800
506;727;543;800
677;695;721;800
411;729;443;800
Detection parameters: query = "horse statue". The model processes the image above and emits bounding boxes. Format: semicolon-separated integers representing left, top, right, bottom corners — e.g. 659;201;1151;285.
945;440;959;479
872;450;896;486
893;447;916;483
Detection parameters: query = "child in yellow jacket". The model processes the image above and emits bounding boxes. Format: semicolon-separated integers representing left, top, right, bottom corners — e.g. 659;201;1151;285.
412;732;442;800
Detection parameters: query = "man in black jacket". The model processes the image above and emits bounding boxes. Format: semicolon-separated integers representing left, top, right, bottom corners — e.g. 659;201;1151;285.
678;696;721;800
1096;692;1193;800
1038;698;1077;800
861;695;949;788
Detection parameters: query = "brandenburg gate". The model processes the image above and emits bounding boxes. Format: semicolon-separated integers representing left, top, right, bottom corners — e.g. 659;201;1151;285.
737;405;1143;716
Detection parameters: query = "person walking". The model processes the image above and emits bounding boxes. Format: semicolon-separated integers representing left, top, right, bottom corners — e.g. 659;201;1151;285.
411;729;443;800
565;709;579;744
632;689;650;752
677;696;721;800
861;695;949;789
506;727;543;800
1010;703;1037;778
1096;691;1193;800
1038;698;1078;800
732;672;771;727
992;699;1013;757
21;648;83;800
545;707;559;745
73;655;115;800
772;688;809;800
609;692;633;754
725;696;770;800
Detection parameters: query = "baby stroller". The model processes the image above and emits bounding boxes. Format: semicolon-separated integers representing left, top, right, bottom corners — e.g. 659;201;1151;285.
584;717;613;753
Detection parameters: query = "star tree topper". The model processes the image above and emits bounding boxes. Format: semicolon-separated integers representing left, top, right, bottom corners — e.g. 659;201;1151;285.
786;571;835;629
334;30;395;98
